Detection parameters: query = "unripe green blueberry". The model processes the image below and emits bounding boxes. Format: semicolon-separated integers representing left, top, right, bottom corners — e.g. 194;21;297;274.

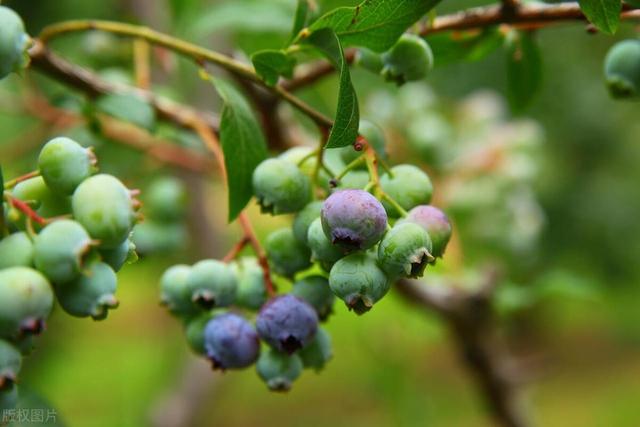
131;221;187;255
0;6;30;80
187;260;237;309
279;147;332;189
265;228;311;278
292;201;323;245
231;257;267;311
333;170;369;191
306;218;344;270
55;261;118;320
339;120;388;166
291;275;335;321
252;158;311;214
184;313;213;355
298;327;332;372
256;348;303;392
355;47;384;74
604;39;640;99
160;264;199;317
378;222;434;279
99;238;137;272
33;220;93;285
402;205;452;258
0;232;33;269
321;189;388;251
0;383;18;412
0;340;21;390
0;267;53;339
329;252;390;315
145;176;188;222
381;34;433;85
72;174;136;248
12;176;71;219
380;165;433;217
38;137;97;195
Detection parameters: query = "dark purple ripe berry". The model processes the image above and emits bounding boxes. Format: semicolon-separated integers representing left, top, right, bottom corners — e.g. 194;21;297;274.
256;295;318;354
402;205;452;258
321;189;387;251
203;313;260;370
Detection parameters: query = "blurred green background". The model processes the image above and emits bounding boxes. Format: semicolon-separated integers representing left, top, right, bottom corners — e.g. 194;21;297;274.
2;0;640;426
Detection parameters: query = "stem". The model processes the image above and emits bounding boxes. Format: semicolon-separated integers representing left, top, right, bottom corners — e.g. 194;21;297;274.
222;236;250;263
335;155;366;181
37;20;334;129
3;171;40;189
238;212;276;297
4;194;47;226
133;38;151;90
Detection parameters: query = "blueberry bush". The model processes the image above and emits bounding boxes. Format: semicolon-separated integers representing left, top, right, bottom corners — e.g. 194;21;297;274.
1;0;639;426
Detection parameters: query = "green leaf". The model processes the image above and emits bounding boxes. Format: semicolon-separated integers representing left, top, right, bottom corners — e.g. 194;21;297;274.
306;0;442;52
578;0;621;35
303;28;359;149
426;29;504;66
251;50;297;86
506;31;542;113
289;0;310;43
95;93;156;131
209;78;268;221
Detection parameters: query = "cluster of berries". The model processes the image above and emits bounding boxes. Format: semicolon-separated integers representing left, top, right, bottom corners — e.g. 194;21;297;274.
160;121;452;391
0;137;139;411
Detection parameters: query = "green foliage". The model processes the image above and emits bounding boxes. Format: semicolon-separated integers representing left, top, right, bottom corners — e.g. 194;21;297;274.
251;50;296;86
578;0;621;35
95;94;156;131
426;30;503;66
506;31;542;113
209;77;268;221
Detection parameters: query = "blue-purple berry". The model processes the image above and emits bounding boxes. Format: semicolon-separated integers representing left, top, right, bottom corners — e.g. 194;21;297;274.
256;295;318;354
291;276;335;322
321;189;387;251
204;312;260;370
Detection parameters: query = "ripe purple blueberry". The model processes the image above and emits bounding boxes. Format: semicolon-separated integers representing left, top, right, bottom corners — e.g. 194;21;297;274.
204;313;260;370
321;189;387;251
256;295;318;354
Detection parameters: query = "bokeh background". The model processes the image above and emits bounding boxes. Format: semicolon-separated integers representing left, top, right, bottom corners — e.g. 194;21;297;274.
1;0;640;426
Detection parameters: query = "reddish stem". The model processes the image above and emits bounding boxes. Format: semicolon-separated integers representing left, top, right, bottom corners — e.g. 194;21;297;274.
8;196;47;226
238;212;276;297
222;236;250;263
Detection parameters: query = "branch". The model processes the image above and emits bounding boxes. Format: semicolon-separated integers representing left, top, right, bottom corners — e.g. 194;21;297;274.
396;270;531;427
420;2;640;35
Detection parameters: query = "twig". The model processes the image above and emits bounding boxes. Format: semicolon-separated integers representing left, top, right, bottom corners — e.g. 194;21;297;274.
222;236;250;263
395;269;530;427
3;171;40;189
5;195;47;226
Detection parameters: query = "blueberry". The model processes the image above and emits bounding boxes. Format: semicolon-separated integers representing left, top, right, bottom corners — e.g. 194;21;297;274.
184;313;213;355
204;312;260;370
0;340;21;390
187;260;237;309
339;120;387;167
231;257;267;311
72;174;136;248
307;218;344;270
378;222;433;278
298;327;332;372
604;39;640;99
33;220;93;285
0;6;30;80
252;158;311;214
0;267;53;339
160;264;199;317
0;383;18;412
265;228;311;278
291;275;335;321
279;147;332;190
256;295;318;354
292;201;323;245
256;348;303;392
12;176;71;219
38;137;97;195
402;205;452;258
329;252;390;315
321;189;387;251
0;232;33;269
381;34;433;85
380;165;433;217
55;261;118;320
99;238;137;272
145;176;188;222
355;48;384;74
